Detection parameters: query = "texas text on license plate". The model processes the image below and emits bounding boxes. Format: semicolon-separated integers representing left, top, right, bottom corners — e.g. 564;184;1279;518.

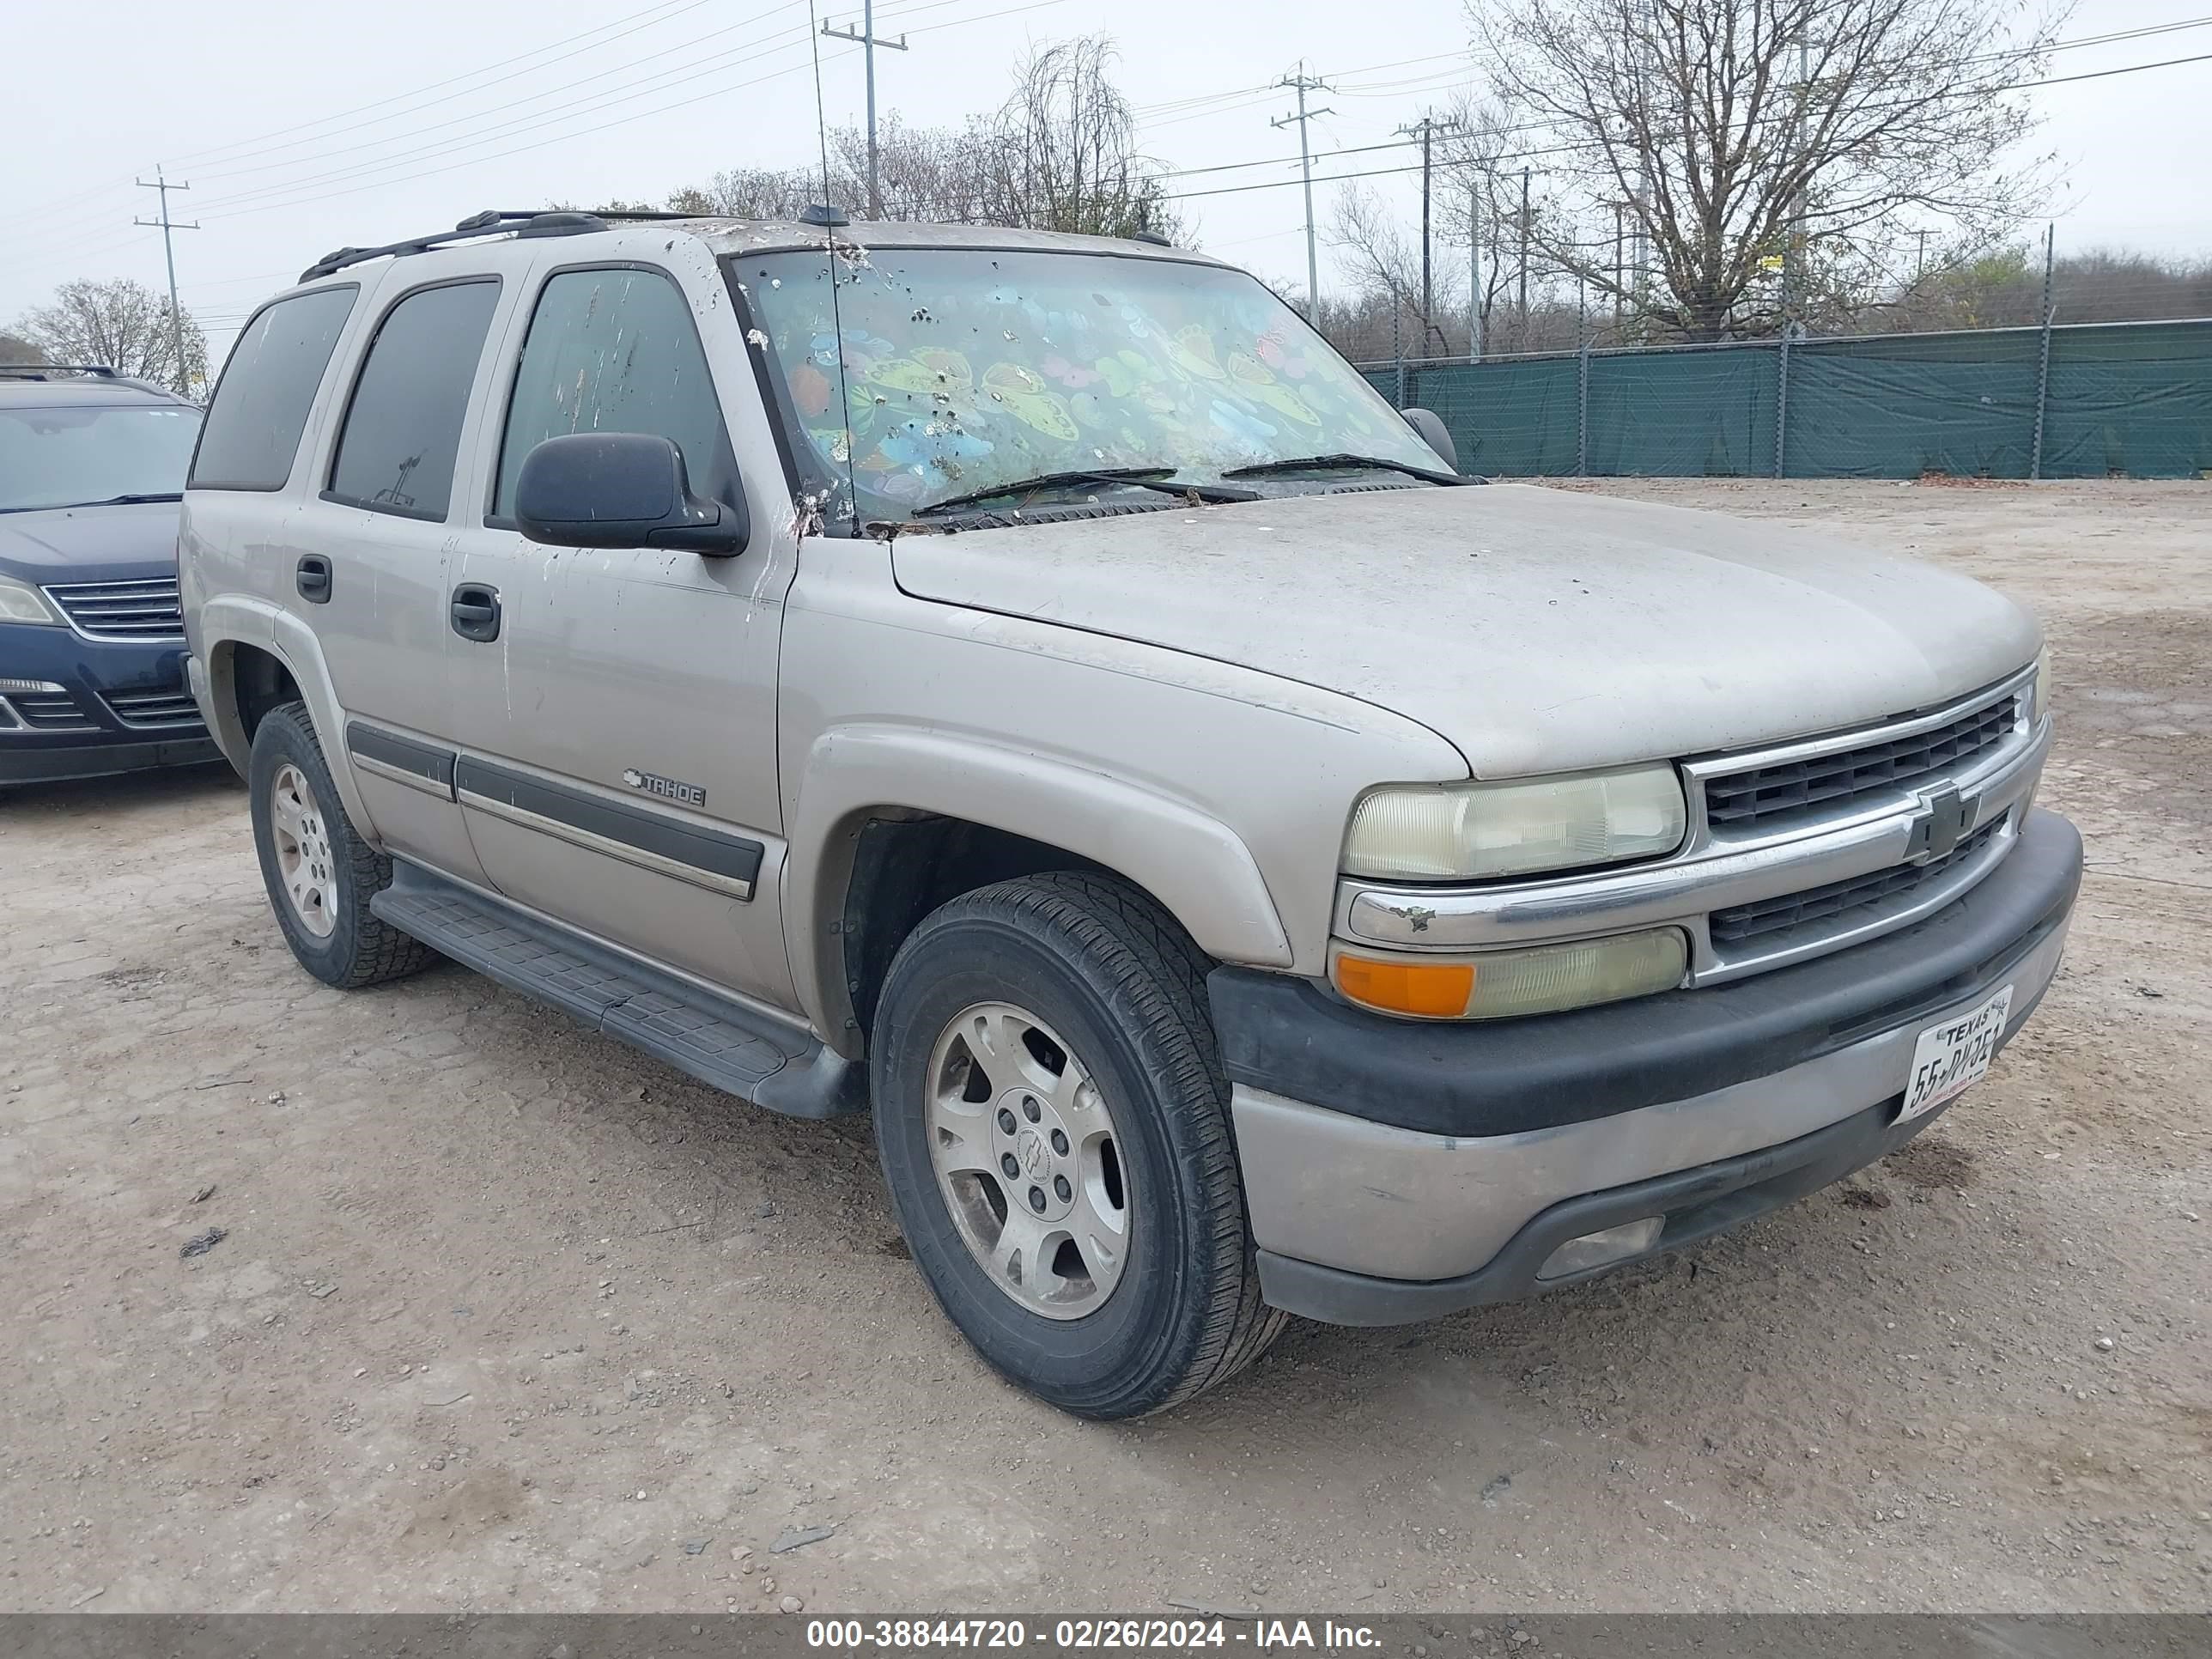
1899;984;2014;1122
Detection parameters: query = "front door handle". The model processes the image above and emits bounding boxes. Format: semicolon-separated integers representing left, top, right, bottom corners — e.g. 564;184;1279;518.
295;555;332;604
450;582;501;642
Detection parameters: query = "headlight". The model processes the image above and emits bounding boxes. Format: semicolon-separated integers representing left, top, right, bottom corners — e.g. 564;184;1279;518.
2029;646;2051;726
1332;929;1689;1020
0;574;63;626
1344;765;1686;882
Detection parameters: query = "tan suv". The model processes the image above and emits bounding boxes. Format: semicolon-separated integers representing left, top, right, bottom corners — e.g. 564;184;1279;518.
181;209;2080;1417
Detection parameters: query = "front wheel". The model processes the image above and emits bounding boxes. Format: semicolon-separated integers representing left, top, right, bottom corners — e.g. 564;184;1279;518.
871;872;1284;1418
247;702;434;989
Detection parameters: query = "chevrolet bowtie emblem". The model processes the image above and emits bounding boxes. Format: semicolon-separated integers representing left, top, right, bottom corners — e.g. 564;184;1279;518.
1912;784;1976;861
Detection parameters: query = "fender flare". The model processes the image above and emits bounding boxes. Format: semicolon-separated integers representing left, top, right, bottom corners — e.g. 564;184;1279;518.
196;595;382;842
786;724;1293;1054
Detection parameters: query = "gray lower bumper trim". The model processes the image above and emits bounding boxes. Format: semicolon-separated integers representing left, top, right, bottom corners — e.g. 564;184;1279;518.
1234;896;2069;1288
1255;1094;1955;1327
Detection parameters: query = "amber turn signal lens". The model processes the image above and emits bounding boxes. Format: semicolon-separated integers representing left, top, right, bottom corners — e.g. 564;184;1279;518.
1332;952;1476;1018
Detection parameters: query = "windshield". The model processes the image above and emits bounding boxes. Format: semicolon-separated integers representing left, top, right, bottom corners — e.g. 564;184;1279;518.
732;246;1442;520
0;401;203;513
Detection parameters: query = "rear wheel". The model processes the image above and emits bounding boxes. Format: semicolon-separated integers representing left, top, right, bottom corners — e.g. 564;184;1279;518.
247;702;434;989
871;872;1284;1418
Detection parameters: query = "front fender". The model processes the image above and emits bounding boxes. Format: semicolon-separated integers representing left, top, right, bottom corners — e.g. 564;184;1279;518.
785;724;1293;1054
194;595;382;843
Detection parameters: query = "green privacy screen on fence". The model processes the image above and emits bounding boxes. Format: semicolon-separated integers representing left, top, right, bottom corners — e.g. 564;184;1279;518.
1365;319;2212;480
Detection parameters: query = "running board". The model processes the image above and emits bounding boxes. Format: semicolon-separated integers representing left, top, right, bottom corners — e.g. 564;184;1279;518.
372;862;866;1118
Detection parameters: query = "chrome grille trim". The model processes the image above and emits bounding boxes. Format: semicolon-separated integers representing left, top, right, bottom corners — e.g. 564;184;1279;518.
104;686;204;729
1334;662;2048;988
1703;695;2018;830
40;578;186;642
3;690;98;732
1679;663;2037;856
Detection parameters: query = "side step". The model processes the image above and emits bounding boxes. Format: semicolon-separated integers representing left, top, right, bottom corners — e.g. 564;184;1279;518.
372;862;866;1118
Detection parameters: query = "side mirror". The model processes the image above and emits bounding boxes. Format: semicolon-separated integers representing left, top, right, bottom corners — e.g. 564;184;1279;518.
1402;407;1459;474
514;432;747;556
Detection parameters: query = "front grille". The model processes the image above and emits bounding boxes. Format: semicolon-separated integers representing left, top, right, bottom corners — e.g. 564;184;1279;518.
6;690;97;732
106;685;203;728
1710;816;2007;948
41;578;185;641
1705;691;2019;830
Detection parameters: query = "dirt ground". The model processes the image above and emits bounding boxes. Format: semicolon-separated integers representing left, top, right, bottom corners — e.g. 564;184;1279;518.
3;479;2207;1615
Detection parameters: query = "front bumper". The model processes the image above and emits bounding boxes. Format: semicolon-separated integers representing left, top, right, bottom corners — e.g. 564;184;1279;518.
0;620;216;785
1212;807;2081;1325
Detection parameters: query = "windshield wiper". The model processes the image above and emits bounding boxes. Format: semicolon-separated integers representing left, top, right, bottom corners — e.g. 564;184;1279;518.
58;492;185;507
1222;453;1469;486
917;467;1259;515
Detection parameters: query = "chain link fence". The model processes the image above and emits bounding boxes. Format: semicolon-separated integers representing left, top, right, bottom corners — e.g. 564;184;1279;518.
1361;318;2212;479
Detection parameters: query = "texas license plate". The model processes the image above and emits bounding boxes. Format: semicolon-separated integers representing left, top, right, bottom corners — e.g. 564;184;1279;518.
1899;984;2014;1122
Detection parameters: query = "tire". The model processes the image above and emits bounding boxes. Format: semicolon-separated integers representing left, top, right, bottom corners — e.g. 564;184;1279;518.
871;871;1285;1419
246;702;434;989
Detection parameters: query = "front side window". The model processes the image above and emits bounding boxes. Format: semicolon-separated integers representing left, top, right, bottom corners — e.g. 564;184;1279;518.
494;267;730;520
0;403;203;513
326;280;501;520
190;284;357;491
733;246;1443;521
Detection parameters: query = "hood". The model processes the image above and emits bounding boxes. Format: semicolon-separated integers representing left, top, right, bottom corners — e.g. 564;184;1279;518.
0;500;184;585
889;483;2042;778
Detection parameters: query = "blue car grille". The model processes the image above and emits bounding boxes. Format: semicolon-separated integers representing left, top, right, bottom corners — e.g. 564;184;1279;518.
41;577;185;641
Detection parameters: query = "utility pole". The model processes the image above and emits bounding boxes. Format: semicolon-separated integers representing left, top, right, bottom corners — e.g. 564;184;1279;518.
134;167;198;396
1782;31;1811;332
1273;64;1334;318
822;3;909;219
1395;112;1456;355
1516;166;1530;349
1468;185;1482;363
1613;204;1625;330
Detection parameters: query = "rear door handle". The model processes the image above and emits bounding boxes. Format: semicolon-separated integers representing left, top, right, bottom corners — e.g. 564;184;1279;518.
449;582;501;642
295;555;332;604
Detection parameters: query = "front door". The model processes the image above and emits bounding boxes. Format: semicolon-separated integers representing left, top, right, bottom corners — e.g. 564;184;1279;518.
441;258;797;1010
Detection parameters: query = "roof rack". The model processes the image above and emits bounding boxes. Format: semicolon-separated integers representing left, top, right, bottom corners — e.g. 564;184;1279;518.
0;363;119;380
299;207;706;283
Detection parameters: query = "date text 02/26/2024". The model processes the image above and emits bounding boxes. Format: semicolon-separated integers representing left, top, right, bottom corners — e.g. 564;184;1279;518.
805;1620;1383;1651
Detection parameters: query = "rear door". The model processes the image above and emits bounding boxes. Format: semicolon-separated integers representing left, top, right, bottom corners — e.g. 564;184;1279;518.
441;252;799;1006
303;270;514;881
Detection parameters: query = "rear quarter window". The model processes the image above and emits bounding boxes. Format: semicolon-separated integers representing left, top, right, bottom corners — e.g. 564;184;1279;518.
189;285;358;491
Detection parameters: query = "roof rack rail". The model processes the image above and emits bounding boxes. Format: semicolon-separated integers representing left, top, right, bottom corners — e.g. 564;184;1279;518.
299;208;708;283
0;363;119;380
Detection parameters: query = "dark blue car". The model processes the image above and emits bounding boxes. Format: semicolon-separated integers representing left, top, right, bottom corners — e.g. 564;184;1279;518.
1;367;221;786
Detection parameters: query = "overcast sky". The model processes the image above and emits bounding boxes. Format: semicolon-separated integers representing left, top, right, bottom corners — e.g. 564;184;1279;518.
4;0;2209;358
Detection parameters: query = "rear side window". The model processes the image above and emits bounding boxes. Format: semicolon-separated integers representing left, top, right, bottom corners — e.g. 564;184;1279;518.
493;267;728;520
189;285;356;491
325;279;501;520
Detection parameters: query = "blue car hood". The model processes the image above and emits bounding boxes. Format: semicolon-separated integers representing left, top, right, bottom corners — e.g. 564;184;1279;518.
0;500;183;586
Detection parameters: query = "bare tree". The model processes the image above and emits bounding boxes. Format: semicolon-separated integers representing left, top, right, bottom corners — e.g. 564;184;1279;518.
1468;0;2068;340
1434;94;1554;352
654;37;1178;235
975;37;1182;239
0;331;45;366
13;278;209;395
665;167;817;219
1327;185;1430;329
